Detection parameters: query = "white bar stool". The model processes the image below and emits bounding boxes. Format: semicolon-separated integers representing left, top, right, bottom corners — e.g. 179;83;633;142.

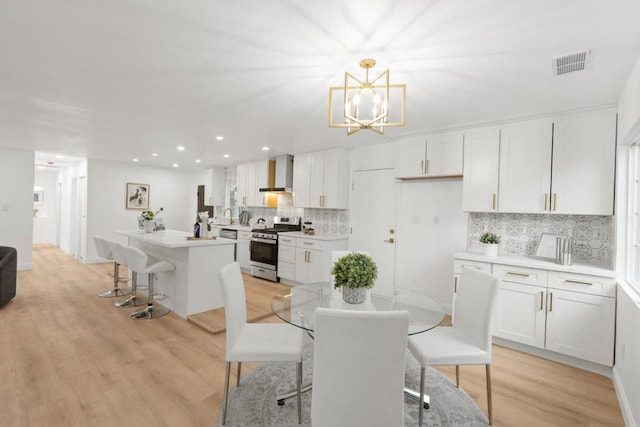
93;236;131;298
120;245;175;320
112;242;149;308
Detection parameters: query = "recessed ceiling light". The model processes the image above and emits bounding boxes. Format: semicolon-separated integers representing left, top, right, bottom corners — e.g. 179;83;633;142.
195;159;201;163
55;154;64;159
152;153;158;157
262;146;269;151
223;154;230;158
133;158;139;162
216;136;224;141
177;146;185;151
172;163;179;168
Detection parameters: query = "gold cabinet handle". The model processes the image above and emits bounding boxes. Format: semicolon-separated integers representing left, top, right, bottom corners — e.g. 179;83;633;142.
454;276;458;293
539;291;544;310
303;242;313;246
492;193;497;210
565;279;593;286
548;292;553;312
544;193;548;211
426;159;430;174
552;193;557;211
307;250;311;263
506;271;530;277
420;160;424;174
384;238;395;243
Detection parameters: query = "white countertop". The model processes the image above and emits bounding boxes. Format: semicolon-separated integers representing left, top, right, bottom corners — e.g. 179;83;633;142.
115;229;237;249
454;251;616;278
282;231;349;241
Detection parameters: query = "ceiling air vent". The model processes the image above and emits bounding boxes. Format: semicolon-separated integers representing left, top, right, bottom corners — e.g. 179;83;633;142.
552;50;592;76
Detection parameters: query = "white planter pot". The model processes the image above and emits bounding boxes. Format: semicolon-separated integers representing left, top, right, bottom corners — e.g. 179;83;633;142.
482;243;499;257
143;220;155;233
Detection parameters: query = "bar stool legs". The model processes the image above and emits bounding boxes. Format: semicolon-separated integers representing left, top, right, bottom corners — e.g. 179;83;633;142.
114;271;149;307
98;261;132;298
130;273;170;319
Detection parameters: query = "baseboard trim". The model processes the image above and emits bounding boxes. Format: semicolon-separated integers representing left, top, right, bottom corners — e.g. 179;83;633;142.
613;365;638;427
493;337;613;377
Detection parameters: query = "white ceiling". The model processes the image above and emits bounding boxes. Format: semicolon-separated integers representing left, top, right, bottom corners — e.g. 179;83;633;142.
2;0;640;170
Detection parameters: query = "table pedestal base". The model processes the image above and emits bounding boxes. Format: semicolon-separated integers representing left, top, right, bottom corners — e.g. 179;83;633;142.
275;385;429;409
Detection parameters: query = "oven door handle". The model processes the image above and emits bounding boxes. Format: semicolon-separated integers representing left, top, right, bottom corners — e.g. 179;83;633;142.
250;237;277;244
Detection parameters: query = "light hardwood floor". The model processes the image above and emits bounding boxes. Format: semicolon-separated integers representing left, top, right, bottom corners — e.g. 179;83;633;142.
0;245;624;426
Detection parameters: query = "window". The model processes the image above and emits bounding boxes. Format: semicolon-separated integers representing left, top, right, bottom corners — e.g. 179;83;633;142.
628;143;640;290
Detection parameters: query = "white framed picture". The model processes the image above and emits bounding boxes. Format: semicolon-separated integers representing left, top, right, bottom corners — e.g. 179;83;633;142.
534;233;565;261
126;183;149;210
33;190;44;206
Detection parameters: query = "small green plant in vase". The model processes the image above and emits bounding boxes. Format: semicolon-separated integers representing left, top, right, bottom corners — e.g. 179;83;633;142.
332;252;378;304
141;207;164;233
479;232;500;257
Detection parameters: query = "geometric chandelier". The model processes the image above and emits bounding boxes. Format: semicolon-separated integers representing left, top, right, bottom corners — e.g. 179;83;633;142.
328;58;406;135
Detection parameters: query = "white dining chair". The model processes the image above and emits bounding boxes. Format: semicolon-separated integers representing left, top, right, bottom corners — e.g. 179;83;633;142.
218;262;303;425
407;267;500;425
311;307;409;427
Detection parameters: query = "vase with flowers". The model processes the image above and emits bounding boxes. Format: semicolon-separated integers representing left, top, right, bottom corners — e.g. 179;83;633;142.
140;207;164;233
479;232;500;257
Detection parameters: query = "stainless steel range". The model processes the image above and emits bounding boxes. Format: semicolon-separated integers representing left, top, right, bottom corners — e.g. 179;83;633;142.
250;216;300;282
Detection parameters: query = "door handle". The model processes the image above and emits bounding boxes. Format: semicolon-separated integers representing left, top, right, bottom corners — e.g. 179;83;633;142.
384;238;395;243
539;291;544;310
548;292;553;312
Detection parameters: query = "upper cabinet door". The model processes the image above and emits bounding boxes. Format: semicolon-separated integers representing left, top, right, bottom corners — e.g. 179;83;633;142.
426;131;464;177
393;131;463;178
293;152;312;208
204;166;225;206
393;136;426;178
236;163;249;206
321;149;349;209
462;126;501;212
551;109;617;215
498;119;553;213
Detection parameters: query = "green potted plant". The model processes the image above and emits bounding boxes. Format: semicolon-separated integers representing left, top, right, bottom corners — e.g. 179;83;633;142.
140;207;164;233
479;232;500;257
331;252;378;304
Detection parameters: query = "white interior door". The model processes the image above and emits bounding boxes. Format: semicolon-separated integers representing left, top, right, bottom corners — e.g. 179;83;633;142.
349;169;398;287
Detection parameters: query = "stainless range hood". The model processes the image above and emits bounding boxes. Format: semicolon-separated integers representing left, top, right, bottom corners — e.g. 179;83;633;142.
259;154;293;192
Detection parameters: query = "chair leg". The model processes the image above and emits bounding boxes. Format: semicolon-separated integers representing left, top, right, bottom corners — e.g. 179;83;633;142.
222;362;231;425
418;366;426;426
236;362;242;387
486;364;493;425
296;361;302;424
456;365;460;387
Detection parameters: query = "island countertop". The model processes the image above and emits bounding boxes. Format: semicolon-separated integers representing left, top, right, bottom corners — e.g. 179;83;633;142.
114;229;237;249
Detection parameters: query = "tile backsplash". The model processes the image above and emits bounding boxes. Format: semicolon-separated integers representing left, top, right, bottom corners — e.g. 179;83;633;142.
468;213;613;268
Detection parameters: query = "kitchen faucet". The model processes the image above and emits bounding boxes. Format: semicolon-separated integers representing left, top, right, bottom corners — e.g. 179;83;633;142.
223;208;234;225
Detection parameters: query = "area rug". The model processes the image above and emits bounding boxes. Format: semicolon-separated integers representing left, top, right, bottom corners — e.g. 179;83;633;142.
218;337;489;426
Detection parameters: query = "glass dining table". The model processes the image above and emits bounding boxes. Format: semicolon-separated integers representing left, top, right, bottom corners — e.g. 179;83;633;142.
271;282;445;407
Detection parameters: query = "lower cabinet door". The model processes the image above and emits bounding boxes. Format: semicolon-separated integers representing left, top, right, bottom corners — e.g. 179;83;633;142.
493;281;546;349
237;239;250;270
545;289;615;366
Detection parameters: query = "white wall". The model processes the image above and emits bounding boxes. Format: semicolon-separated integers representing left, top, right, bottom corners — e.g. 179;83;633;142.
619;56;640;145
0;147;34;269
33;168;59;244
394;179;468;313
613;282;640;427
84;159;202;262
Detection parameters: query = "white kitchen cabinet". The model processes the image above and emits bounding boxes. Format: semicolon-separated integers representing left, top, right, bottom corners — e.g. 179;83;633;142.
462;126;501;212
203;166;225;206
295;245;324;284
491;264;548;348
236;230;251;270
498;119;553;213
454;255;616;367
237;160;273;206
393;131;463;179
278;235;347;283
277;235;296;281
293;149;349;209
550;109;617;215
545;271;616;366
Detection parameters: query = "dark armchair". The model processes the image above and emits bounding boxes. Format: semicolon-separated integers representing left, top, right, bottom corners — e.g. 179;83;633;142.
0;246;17;308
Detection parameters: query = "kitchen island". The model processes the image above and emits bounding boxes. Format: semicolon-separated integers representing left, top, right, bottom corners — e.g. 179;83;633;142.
114;229;236;319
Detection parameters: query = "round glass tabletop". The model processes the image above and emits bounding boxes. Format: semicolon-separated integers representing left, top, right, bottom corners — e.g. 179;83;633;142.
272;282;445;335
